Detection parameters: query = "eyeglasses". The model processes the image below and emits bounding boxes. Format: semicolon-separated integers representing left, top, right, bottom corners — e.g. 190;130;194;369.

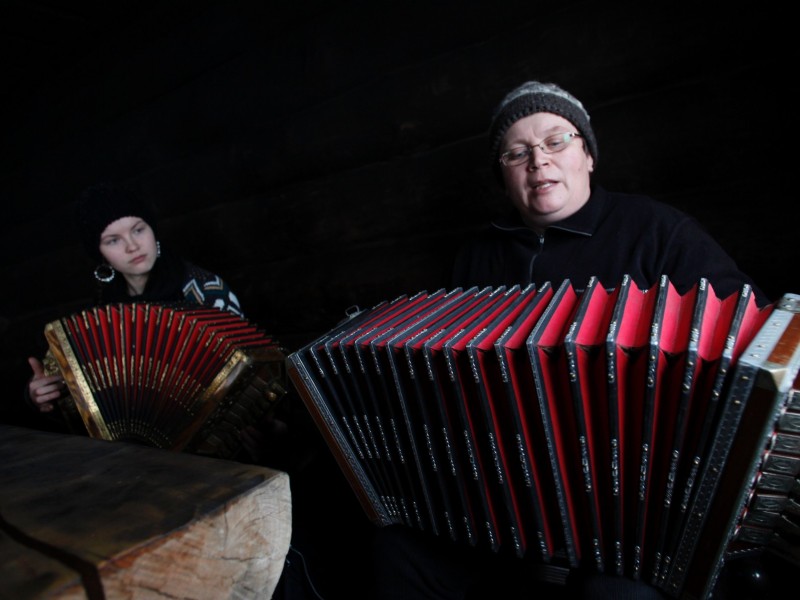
499;132;582;167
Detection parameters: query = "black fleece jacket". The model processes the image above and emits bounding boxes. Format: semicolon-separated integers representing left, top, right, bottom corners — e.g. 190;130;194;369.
451;185;770;306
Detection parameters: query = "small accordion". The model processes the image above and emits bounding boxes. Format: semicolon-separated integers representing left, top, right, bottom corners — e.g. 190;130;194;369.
44;302;287;459
286;275;800;600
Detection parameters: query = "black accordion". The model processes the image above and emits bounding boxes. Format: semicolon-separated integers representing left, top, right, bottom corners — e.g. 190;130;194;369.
286;276;800;599
44;302;287;458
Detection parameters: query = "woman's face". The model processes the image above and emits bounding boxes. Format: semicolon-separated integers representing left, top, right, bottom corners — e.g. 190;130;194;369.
499;112;594;232
98;216;158;277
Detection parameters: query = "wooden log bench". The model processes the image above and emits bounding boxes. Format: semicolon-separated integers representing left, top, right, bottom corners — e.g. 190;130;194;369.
0;424;291;599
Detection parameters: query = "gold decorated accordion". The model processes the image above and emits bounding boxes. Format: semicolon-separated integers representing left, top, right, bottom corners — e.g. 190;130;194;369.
44;302;287;458
286;276;800;600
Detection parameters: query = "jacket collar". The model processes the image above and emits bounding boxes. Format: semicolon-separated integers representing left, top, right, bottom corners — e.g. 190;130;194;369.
491;184;605;237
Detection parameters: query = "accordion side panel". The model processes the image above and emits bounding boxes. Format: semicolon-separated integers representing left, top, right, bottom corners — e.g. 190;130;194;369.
345;332;412;529
332;327;412;529
286;297;426;528
730;373;800;552
315;332;397;524
181;344;287;456
288;346;394;526
660;287;767;594
44;320;112;440
667;294;799;600
754;378;800;564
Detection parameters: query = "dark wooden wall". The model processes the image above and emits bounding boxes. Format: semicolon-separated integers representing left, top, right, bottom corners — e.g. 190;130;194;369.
1;1;792;427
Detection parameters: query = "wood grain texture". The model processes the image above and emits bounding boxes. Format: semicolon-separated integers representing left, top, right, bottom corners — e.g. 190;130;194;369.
0;424;291;599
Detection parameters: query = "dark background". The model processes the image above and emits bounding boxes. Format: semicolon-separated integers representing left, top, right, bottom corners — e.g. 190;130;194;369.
0;1;794;597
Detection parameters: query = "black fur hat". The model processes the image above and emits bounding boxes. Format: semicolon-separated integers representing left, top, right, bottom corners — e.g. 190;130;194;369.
76;182;158;261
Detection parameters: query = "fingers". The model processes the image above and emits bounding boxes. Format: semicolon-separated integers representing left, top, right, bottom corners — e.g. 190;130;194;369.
29;384;63;412
35;399;57;413
28;362;66;413
27;356;67;412
28;356;45;378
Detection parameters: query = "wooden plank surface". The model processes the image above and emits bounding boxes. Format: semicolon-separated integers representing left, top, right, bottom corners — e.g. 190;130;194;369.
0;424;291;599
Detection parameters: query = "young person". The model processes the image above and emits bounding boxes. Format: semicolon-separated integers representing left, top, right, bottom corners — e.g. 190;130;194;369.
26;182;244;414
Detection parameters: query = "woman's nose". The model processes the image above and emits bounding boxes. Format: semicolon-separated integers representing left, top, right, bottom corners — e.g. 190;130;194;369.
527;148;549;171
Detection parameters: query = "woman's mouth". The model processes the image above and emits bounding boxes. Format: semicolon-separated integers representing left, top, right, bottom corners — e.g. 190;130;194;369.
532;180;556;191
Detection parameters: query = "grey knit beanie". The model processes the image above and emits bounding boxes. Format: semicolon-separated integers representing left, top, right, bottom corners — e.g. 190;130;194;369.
489;81;598;170
76;182;159;261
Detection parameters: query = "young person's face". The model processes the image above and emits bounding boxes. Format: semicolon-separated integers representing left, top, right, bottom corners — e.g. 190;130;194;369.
98;216;158;276
499;112;594;232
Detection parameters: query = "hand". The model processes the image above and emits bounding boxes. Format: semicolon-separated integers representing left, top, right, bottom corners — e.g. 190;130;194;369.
28;357;66;413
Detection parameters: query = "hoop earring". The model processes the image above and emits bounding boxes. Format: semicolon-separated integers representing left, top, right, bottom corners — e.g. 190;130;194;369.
156;240;161;258
94;263;115;283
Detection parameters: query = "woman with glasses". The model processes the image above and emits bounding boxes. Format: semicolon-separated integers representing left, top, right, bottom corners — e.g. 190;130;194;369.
372;81;770;599
451;80;767;306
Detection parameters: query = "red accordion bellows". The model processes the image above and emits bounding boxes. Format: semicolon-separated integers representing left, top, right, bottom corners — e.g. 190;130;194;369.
45;302;286;457
287;275;800;600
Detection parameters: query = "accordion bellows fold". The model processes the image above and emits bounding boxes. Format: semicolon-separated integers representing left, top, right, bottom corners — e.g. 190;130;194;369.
44;303;287;459
286;275;800;600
